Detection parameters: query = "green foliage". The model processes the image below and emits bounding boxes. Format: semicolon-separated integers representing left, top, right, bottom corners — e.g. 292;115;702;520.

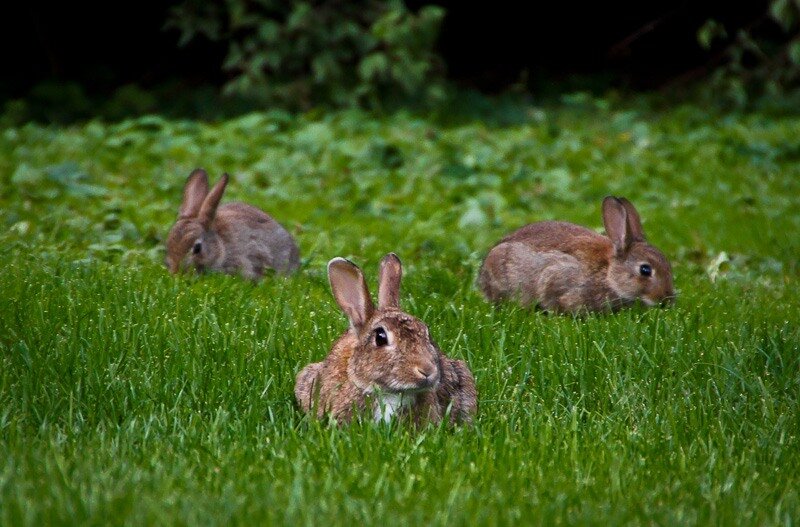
698;0;800;106
168;0;446;109
1;99;800;524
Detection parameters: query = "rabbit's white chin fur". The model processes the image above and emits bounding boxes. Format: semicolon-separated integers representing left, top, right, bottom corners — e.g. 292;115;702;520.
373;392;412;423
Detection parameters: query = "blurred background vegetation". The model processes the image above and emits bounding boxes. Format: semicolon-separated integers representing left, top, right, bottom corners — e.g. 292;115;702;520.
2;0;800;123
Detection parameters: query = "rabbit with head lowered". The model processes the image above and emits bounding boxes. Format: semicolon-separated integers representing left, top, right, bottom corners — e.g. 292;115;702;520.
295;253;477;425
166;169;300;280
479;196;674;313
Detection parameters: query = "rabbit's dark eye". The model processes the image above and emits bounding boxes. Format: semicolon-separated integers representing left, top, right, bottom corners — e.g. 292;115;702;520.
639;263;652;277
374;327;388;347
192;241;202;254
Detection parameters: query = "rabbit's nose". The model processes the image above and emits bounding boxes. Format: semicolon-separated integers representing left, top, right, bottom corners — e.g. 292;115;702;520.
414;364;439;385
166;257;179;274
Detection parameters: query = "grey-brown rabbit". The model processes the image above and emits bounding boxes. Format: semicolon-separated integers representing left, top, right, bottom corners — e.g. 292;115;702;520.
166;169;300;279
479;196;674;313
295;253;477;425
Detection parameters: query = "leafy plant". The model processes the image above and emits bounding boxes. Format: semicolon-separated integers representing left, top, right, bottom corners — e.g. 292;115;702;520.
698;0;800;106
167;0;446;109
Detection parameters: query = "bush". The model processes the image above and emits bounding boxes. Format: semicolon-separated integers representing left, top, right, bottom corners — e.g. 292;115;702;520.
167;0;446;110
698;0;800;106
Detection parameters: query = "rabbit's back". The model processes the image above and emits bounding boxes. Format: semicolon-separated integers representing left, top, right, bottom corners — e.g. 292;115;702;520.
499;221;609;257
295;331;366;421
215;202;300;276
479;221;613;311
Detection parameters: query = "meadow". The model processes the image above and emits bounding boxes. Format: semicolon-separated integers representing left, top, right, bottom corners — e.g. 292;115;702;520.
1;97;798;525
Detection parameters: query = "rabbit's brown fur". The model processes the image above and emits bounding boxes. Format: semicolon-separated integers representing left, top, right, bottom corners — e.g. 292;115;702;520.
479;197;674;313
295;254;477;425
166;169;299;280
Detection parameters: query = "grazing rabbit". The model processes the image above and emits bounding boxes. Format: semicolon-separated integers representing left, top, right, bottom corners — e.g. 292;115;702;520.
166;169;300;279
295;253;477;425
478;196;674;313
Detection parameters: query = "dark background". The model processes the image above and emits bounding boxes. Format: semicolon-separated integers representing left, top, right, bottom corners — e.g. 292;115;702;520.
0;1;773;101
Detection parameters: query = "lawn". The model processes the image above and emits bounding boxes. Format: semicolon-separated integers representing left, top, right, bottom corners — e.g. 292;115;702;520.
1;97;798;525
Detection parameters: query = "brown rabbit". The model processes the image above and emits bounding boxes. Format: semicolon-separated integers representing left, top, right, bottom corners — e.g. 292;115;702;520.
479;196;674;313
295;253;477;425
166;169;300;279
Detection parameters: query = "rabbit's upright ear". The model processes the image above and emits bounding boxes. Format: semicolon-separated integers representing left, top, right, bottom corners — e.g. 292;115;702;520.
378;253;402;309
179;169;209;219
617;197;646;242
329;258;375;329
198;173;229;227
602;196;632;255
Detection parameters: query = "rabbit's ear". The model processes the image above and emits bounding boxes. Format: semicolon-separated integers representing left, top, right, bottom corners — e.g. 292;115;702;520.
329;258;374;329
602;196;632;255
378;253;402;309
179;169;209;219
618;197;646;242
198;173;229;227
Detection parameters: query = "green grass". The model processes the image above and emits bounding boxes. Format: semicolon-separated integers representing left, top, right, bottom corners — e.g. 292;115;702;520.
1;98;799;525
